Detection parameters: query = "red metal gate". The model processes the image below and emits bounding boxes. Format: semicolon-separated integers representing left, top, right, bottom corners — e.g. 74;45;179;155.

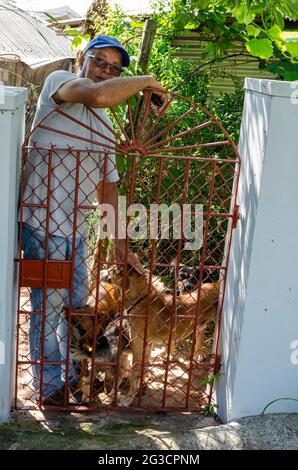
16;89;240;412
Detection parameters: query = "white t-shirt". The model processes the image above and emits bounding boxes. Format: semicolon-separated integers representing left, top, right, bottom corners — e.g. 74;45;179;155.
22;70;119;237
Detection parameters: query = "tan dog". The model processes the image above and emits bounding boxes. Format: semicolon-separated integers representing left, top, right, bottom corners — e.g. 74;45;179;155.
114;268;219;407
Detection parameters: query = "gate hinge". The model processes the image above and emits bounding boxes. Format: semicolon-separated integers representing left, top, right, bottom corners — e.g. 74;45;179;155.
232;204;240;229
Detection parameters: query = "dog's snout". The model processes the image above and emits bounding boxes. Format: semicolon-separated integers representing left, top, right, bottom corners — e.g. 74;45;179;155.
178;267;191;280
179;271;188;280
184;281;195;292
99;269;113;283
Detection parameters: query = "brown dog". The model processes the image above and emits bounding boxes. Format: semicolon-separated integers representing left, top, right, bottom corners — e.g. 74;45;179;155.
114;268;219;407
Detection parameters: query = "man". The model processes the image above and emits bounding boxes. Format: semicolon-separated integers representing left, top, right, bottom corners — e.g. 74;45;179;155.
21;34;165;405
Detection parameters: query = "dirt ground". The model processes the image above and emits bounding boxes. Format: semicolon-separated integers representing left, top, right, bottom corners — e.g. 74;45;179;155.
2;409;298;450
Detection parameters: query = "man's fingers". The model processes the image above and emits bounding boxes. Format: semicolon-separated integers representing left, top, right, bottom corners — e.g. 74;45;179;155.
151;93;163;108
144;79;167;107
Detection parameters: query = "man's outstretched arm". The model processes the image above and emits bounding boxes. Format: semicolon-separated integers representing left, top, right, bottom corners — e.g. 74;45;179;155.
53;75;166;108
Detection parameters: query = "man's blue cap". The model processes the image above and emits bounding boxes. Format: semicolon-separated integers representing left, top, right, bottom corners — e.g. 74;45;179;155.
83;34;130;67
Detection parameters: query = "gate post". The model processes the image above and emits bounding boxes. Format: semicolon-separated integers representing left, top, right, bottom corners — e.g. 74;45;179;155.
216;78;298;422
0;86;27;423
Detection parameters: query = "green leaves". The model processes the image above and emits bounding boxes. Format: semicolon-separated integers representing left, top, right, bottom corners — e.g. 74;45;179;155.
64;28;90;51
274;9;285;30
267;25;283;41
70;35;91;51
266;59;298;80
196;0;211;8
232;4;255;25
246;38;274;59
284;70;298;80
275;0;298;18
71;36;84;49
129;20;145;29
65;0;298;83
65;28;81;36
166;0;297;78
285;41;298;59
246;24;261;37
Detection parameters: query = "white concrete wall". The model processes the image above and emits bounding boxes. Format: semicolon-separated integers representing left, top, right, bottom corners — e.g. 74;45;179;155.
0;86;27;423
216;78;298;422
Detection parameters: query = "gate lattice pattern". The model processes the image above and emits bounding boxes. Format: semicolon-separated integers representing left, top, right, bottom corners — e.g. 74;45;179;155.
16;90;240;412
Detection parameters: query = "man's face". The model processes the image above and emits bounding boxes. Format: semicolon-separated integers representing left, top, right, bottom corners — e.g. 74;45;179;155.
80;47;123;83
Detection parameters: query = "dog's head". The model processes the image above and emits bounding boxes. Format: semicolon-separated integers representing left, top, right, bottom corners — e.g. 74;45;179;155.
68;306;100;359
68;281;121;359
177;266;214;294
93;318;130;362
177;266;200;294
70;313;130;366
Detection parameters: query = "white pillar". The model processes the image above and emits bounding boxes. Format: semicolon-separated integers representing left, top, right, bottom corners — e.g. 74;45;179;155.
216;78;298;422
0;86;27;423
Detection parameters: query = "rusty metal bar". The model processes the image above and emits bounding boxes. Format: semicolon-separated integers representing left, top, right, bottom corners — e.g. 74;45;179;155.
145;104;198;147
140;92;175;142
38;148;53;406
146;120;213;151
185;159;218;409
63;150;81;403
137;157;163;408
88;152;109;404
162;158;191;408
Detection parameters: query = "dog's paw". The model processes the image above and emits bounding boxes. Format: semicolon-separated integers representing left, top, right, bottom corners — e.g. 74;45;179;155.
117;395;134;407
98;392;114;405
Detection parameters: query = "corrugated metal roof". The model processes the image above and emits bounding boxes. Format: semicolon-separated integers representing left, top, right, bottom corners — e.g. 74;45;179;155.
36;6;80;20
172;32;280;94
0;5;74;60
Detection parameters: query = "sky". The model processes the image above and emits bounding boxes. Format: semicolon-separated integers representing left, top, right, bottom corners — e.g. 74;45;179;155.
15;0;152;16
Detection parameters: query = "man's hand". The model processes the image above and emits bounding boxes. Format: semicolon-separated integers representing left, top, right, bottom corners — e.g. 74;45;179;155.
144;75;167;107
114;239;145;275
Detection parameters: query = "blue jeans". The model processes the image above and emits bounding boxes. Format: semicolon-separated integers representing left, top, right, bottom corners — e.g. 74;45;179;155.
22;223;89;399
